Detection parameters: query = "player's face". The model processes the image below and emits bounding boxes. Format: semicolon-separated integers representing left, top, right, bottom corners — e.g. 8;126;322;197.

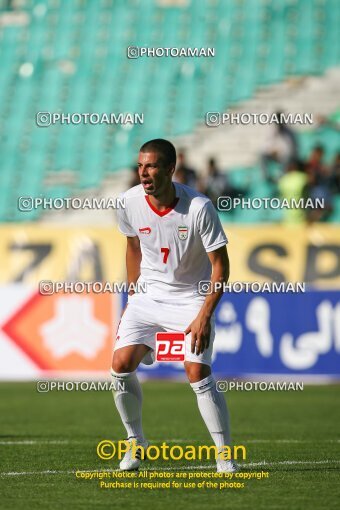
138;151;174;196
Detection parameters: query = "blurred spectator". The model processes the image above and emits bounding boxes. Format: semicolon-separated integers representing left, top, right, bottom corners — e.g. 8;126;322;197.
200;158;247;208
260;112;298;182
277;160;308;224
173;151;198;189
329;152;340;194
305;145;328;183
129;165;140;188
173;166;188;185
305;145;333;221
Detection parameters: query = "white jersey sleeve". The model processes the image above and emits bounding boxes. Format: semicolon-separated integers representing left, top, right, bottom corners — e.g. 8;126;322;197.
117;203;137;237
197;201;228;252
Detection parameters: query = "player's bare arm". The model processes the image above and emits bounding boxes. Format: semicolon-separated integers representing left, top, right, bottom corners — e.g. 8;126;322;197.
116;235;142;324
185;245;229;355
126;235;142;296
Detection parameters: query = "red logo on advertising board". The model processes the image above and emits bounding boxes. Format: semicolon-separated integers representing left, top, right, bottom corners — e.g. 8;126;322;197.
155;332;185;362
2;292;115;372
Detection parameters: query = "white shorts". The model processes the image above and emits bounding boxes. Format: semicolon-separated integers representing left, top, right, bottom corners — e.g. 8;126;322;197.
114;293;215;366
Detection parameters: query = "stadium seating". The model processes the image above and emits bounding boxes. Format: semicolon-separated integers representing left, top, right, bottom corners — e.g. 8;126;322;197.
0;0;339;221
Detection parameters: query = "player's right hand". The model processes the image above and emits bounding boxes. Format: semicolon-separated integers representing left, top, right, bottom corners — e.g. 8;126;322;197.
185;315;211;355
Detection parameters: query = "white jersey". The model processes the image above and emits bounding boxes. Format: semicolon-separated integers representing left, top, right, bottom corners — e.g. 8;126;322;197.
117;182;228;299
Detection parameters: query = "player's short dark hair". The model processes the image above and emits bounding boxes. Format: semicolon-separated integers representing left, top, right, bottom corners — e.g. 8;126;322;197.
140;139;176;167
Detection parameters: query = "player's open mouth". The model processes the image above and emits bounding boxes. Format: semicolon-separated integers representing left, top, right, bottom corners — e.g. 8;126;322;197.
142;181;153;190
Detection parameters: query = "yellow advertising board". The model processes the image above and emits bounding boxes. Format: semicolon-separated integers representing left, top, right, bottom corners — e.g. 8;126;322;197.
0;224;338;287
0;225;126;284
226;224;340;287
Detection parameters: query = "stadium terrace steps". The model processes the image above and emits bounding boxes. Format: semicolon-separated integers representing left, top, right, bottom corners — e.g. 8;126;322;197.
182;68;340;170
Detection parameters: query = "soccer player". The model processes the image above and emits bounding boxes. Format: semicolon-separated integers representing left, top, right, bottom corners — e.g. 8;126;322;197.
111;139;237;473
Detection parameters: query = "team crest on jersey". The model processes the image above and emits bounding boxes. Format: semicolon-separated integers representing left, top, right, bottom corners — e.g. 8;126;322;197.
178;225;188;240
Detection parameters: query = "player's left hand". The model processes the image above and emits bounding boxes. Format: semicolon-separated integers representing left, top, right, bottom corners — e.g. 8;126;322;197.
185;315;211;355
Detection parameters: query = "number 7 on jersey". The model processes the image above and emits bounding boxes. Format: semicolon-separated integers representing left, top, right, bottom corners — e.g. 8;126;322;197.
161;247;170;264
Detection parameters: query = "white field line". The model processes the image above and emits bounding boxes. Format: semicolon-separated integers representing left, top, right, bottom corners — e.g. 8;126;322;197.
152;439;340;444
1;460;340;477
1;439;340;445
0;440;71;445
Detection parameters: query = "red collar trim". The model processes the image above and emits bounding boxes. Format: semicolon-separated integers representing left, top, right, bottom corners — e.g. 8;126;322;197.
145;195;179;217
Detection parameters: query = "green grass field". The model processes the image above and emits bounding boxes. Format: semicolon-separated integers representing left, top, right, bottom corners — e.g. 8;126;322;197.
1;382;340;510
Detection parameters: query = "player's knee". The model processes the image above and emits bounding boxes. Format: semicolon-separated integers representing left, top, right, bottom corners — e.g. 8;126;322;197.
112;353;135;373
184;361;211;383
